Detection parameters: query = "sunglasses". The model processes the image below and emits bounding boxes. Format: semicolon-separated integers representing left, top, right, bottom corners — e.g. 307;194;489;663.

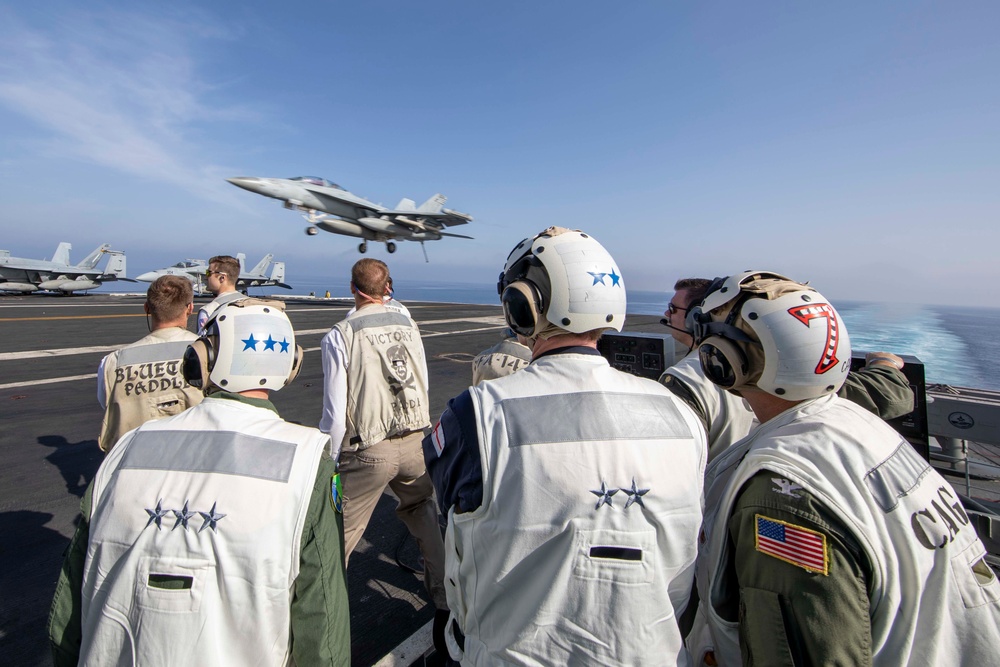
204;269;223;278
666;302;689;315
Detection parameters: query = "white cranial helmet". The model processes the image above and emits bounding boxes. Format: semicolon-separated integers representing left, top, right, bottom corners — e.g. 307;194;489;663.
183;299;302;393
691;271;851;401
497;227;626;337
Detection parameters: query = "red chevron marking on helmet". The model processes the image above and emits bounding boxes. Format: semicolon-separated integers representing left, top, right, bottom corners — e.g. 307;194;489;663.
788;303;840;374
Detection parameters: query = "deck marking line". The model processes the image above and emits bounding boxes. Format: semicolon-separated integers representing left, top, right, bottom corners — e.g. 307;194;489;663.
0;374;96;390
373;619;433;667
0;314;146;322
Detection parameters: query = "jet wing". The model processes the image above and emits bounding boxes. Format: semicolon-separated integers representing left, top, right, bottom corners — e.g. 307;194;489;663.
380;210;473;227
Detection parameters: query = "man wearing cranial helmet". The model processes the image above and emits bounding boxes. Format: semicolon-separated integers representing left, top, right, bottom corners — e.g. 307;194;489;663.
423;227;707;666
49;299;350;666
689;271;1000;666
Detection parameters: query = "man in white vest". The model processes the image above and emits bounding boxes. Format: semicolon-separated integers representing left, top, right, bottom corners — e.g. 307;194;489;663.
49;300;350;666
319;258;449;655
196;254;243;333
690;271;1000;666
423;227;707;666
659;277;914;463
97;275;202;452
470;328;531;385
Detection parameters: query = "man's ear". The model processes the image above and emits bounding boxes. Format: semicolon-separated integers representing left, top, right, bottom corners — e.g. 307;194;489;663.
186;302;194;315
144;302;151;315
350;282;356;294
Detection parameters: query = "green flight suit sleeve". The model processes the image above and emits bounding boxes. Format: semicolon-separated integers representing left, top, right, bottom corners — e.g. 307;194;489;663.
839;366;914;421
728;471;874;667
48;482;93;667
291;454;351;666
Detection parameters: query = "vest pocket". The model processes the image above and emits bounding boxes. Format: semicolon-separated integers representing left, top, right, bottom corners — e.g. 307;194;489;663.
572;528;655;584
950;539;1000;608
135;556;212;612
147;390;189;418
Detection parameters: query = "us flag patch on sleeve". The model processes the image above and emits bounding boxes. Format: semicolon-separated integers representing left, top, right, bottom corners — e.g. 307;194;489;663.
431;421;446;457
755;514;828;575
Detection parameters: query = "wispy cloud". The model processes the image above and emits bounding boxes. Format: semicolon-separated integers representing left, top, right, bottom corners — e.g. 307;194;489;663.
0;6;254;205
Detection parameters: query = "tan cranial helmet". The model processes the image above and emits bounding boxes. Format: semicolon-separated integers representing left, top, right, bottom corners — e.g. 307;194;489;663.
689;270;852;401
497;227;626;339
182;299;302;394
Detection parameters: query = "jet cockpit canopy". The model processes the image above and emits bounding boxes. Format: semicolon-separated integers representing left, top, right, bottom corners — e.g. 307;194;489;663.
290;176;343;190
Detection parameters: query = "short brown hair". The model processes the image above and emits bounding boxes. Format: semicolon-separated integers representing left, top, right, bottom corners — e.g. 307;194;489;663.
351;258;389;297
147;275;193;322
208;255;240;283
673;278;715;306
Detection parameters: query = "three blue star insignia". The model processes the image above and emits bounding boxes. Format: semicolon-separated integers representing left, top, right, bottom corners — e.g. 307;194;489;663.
199;502;227;533
591;481;619;509
241;333;290;353
587;268;622;287
624;479;650;510
145;500;169;529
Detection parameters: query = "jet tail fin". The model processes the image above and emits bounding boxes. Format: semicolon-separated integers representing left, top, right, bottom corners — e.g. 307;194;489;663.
248;253;273;277
394;198;417;212
417;194;447;213
236;253;246;274
269;261;287;286
103;252;128;278
77;244;111;269
51;242;72;266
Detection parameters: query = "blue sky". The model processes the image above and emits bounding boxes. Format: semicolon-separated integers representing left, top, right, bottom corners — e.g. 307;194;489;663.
0;2;997;306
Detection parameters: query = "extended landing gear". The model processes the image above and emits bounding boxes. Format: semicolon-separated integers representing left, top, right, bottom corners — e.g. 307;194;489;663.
386;242;397;254
358;242;368;254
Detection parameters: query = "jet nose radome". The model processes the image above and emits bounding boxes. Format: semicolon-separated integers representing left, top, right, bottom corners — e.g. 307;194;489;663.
227;177;265;192
135;271;159;282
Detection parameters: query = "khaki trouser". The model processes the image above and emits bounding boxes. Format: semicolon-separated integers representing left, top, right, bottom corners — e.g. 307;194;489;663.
339;430;447;609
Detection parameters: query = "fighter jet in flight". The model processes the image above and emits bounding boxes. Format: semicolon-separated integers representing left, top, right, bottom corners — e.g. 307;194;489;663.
0;242;132;294
136;253;291;294
227;176;473;257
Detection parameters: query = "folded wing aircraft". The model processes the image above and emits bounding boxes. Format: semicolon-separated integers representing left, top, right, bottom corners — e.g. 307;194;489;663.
0;243;132;294
227;176;473;258
136;253;291;294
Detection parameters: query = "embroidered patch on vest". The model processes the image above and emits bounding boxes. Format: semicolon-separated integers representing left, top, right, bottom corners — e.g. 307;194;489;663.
623;478;649;510
144;500;226;533
331;473;343;513
754;514;828;575
590;481;619;509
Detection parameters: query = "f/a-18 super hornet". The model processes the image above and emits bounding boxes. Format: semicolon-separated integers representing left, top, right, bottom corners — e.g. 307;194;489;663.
227;176;473;258
0;242;132;294
136;253;291;294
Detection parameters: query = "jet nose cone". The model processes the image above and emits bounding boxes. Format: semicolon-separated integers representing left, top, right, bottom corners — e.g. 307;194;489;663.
135;272;158;282
227;177;262;191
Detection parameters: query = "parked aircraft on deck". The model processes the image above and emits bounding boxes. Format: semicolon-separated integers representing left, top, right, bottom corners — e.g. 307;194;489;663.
136;253;291;294
227;176;473;258
0;243;132;294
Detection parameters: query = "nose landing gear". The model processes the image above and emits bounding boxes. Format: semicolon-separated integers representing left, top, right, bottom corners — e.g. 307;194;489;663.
386;242;397;254
358;242;368;254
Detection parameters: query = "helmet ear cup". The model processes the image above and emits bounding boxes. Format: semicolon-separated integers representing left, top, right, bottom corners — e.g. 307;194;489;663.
286;344;304;386
501;281;543;337
698;336;750;390
182;337;215;390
